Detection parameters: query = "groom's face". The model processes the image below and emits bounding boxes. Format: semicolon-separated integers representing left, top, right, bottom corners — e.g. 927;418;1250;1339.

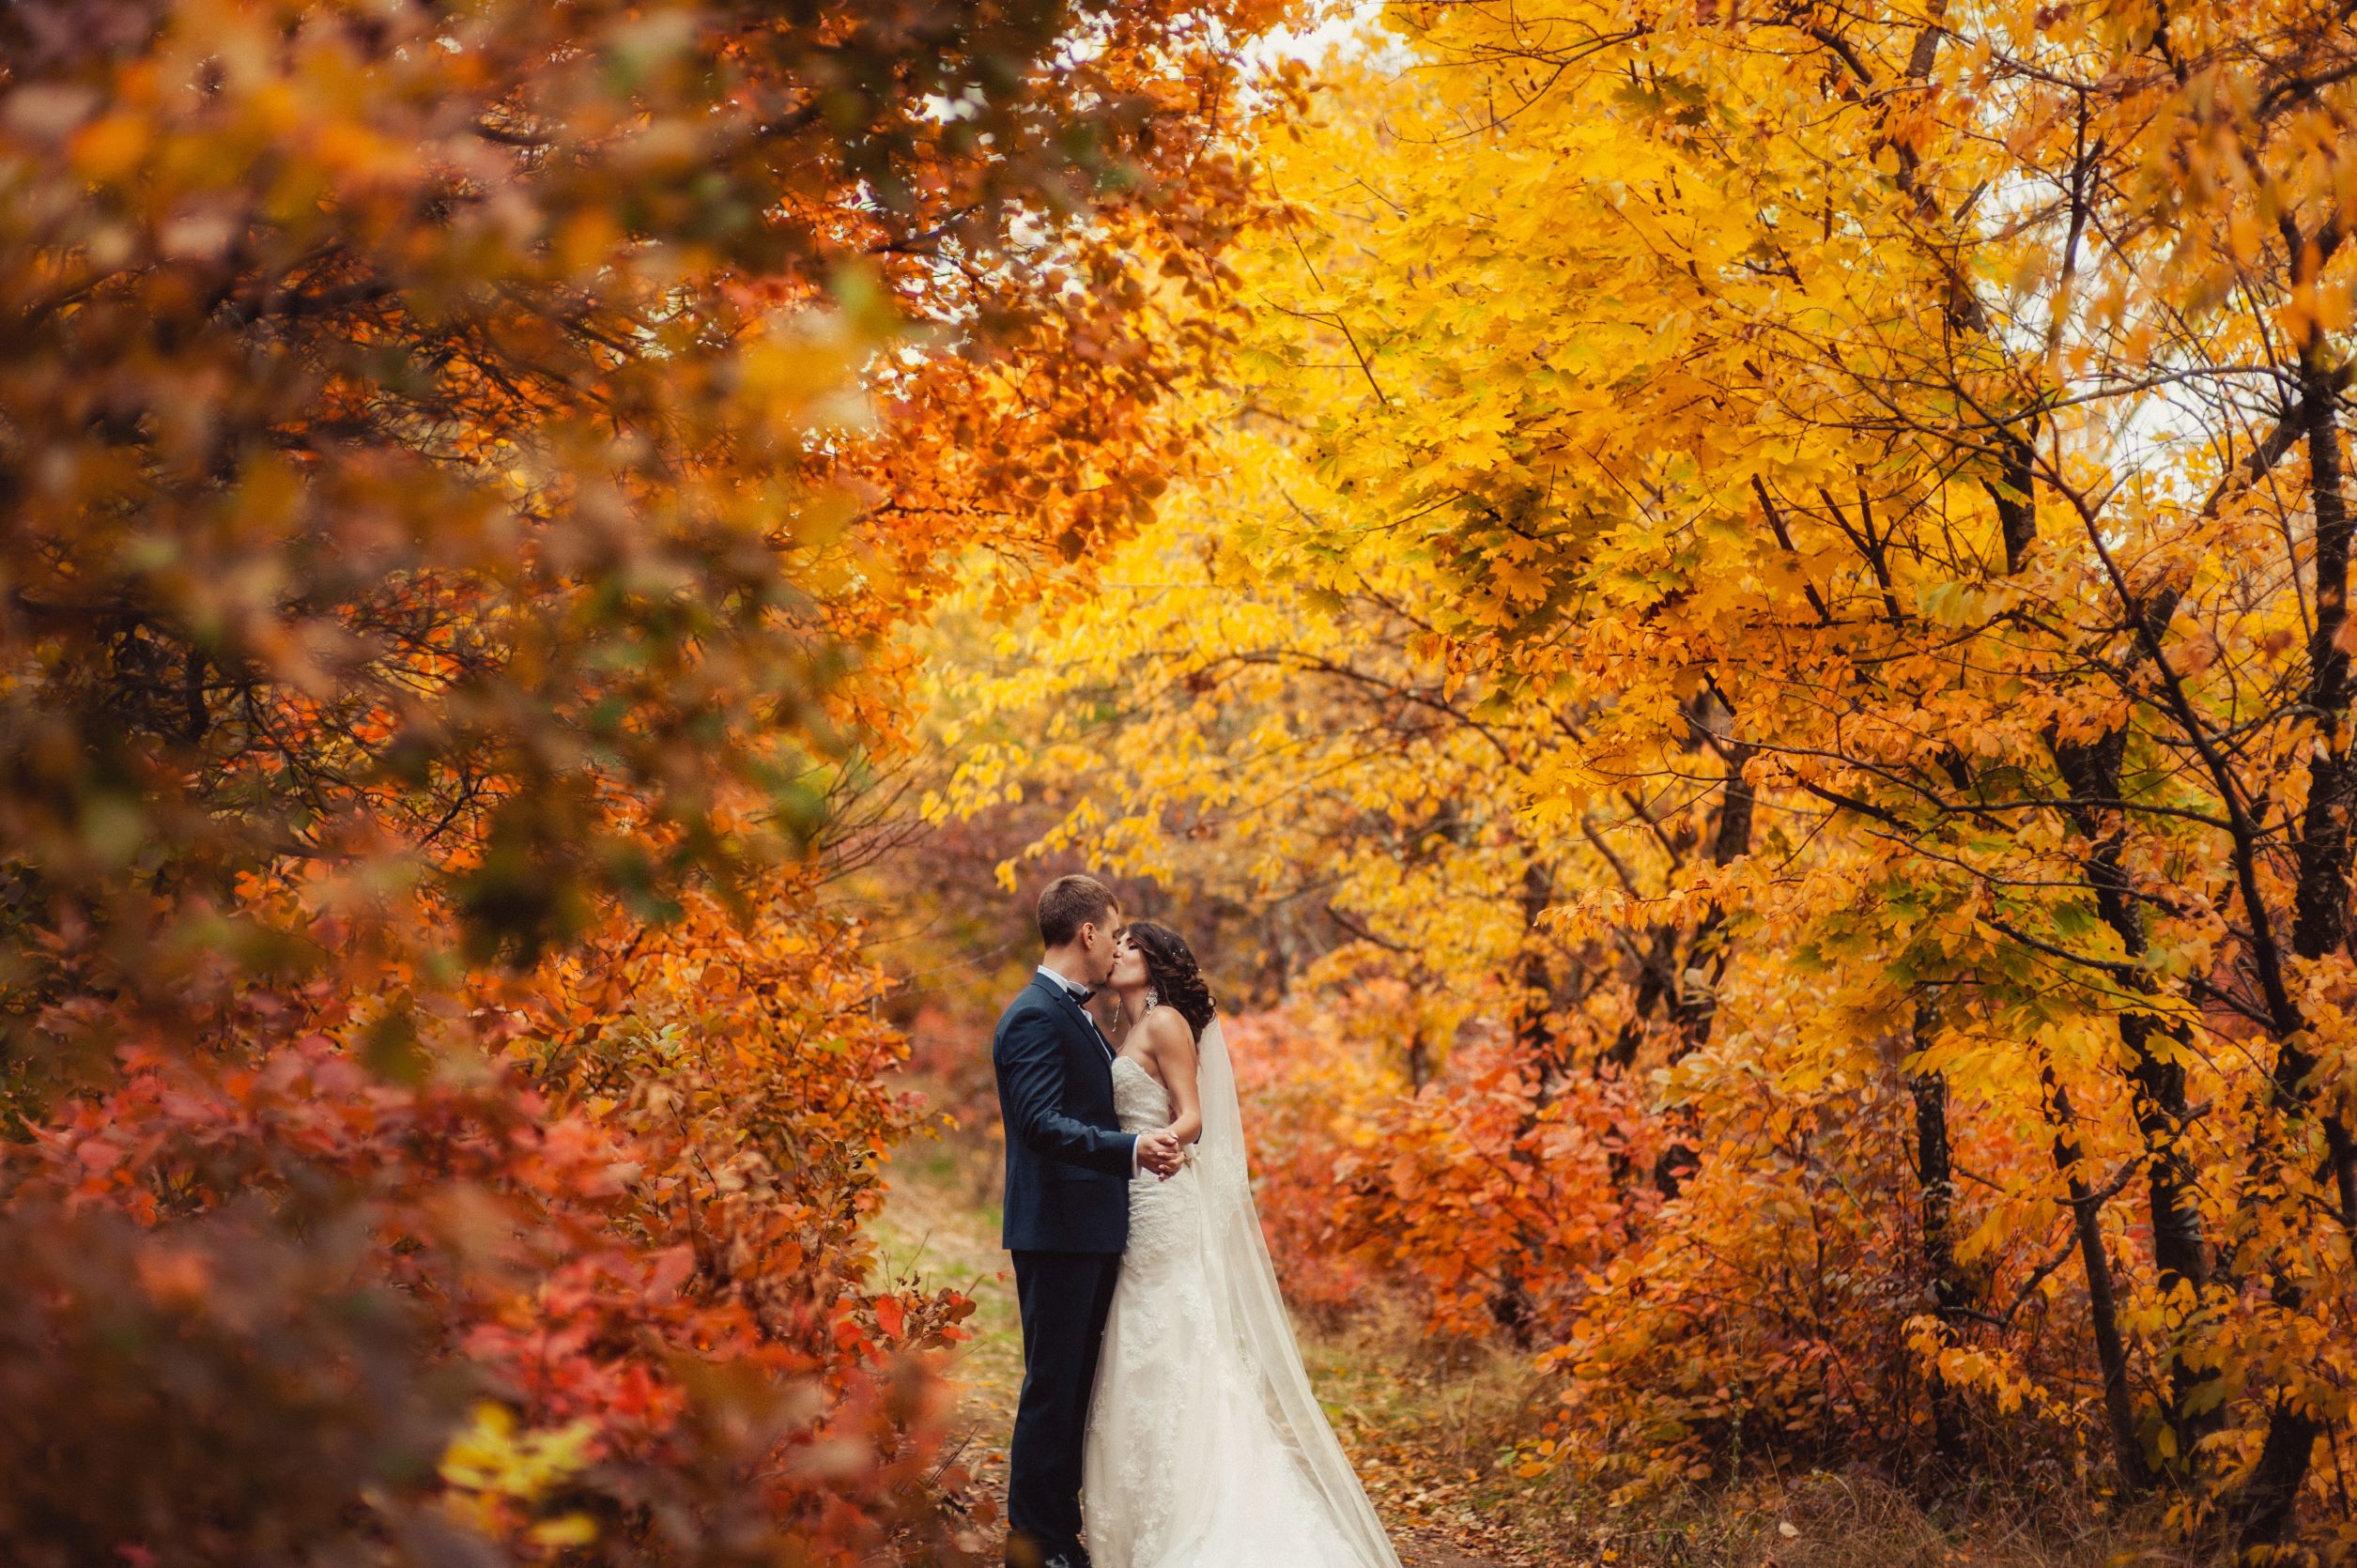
1080;906;1124;984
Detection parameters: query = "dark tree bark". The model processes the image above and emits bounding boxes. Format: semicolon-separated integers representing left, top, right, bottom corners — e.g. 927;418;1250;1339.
1988;379;2212;1478
2235;1407;2322;1552
1909;999;1974;1473
2285;345;2357;1231
2235;334;2357;1547
2047;729;2213;1468
2041;1063;2149;1494
1988;415;2041;575
1653;715;1755;1198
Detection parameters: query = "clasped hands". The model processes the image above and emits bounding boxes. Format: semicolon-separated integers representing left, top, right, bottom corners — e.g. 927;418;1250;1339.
1136;1127;1185;1179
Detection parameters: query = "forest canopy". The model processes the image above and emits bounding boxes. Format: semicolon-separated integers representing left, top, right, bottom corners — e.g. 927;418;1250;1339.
934;0;2357;1555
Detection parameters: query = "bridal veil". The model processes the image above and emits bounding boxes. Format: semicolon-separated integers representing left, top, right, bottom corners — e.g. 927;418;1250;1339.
1189;1018;1403;1568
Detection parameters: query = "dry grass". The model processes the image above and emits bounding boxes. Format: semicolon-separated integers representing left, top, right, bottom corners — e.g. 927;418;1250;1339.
869;1131;1025;1557
1576;1473;2208;1567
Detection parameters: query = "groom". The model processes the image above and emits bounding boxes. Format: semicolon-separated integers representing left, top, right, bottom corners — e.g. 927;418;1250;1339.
994;874;1182;1568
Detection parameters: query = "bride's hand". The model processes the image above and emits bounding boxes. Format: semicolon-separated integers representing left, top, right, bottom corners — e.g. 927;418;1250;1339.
1137;1128;1184;1178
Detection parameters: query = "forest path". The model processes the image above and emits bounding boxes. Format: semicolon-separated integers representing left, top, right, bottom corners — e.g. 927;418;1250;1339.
1392;1536;1516;1568
872;1135;1521;1568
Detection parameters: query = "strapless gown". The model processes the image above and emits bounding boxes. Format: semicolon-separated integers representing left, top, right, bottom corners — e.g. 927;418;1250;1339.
1080;1054;1382;1568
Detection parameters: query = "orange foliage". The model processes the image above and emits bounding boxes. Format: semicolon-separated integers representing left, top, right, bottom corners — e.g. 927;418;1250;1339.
0;0;1293;1559
1234;1010;1647;1343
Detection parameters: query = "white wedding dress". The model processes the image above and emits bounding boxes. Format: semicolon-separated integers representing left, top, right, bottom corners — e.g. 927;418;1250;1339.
1081;1020;1400;1568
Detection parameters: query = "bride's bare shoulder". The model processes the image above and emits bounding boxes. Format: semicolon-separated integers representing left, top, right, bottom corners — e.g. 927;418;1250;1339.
1138;1007;1194;1057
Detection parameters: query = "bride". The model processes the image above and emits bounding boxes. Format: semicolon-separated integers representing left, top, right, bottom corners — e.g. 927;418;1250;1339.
1082;920;1401;1568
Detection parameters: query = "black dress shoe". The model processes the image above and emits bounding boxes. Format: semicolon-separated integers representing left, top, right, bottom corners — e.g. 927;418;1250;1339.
1004;1531;1083;1568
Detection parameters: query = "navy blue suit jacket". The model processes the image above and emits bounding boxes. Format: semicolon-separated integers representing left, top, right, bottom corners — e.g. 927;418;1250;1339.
994;973;1136;1253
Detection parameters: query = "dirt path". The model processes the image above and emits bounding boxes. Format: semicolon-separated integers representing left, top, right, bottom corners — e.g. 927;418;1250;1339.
872;1138;1515;1568
1395;1543;1510;1568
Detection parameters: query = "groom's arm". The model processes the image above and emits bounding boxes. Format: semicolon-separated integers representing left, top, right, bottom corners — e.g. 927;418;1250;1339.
997;1010;1138;1179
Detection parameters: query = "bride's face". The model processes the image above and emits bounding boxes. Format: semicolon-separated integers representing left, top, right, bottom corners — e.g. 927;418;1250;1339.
1107;930;1149;991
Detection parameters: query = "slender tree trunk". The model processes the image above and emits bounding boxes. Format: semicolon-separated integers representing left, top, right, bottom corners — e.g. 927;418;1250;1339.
2292;354;2357;966
2237;1407;2323;1552
2048;731;2213;1468
2000;392;2213;1478
2288;345;2357;1229
1668;736;1754;1058
1601;926;1676;1072
1910;999;1972;1473
2041;1063;2149;1493
1516;857;1561;1076
1654;720;1754;1197
1989;416;2041;574
1492;854;1560;1347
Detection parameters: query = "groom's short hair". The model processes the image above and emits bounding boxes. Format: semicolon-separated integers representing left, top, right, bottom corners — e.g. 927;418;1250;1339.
1037;874;1118;947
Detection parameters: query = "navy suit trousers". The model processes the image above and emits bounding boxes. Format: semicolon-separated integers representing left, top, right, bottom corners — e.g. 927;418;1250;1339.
1006;1249;1124;1560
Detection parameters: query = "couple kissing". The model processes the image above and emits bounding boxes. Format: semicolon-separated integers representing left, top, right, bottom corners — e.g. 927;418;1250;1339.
991;873;1399;1568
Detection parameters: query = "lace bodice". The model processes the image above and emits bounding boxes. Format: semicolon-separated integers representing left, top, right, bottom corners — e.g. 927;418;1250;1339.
1111;1053;1172;1133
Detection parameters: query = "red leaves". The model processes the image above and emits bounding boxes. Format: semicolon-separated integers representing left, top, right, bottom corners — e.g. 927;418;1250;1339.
0;883;986;1562
1234;1011;1650;1345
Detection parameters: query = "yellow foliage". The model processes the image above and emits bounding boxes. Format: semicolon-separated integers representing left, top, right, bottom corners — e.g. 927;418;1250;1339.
924;0;2357;1547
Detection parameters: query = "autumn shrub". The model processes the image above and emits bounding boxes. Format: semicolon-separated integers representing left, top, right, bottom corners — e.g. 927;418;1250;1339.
4;923;972;1565
1535;1057;2077;1505
1228;959;2199;1519
513;887;950;1342
1225;1011;1396;1321
1224;982;1678;1339
0;793;991;1557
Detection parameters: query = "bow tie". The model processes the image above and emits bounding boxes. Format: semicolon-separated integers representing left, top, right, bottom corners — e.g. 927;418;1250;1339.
1066;984;1096;1004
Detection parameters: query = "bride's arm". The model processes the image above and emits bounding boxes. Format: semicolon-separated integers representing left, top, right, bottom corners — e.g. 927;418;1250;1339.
1142;1010;1204;1146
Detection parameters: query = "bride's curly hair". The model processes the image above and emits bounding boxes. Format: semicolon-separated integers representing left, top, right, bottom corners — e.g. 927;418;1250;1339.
1123;920;1218;1040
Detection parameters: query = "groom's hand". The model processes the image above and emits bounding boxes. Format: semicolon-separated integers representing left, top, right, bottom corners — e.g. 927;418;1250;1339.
1137;1129;1183;1178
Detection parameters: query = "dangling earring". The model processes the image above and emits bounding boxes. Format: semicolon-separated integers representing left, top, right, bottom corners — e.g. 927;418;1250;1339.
1142;987;1159;1021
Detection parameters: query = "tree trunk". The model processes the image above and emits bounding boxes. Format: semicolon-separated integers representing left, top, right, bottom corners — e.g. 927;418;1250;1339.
2236;343;2357;1546
2041;1064;2149;1493
2048;730;2213;1468
1910;999;1972;1473
1601;926;1677;1072
1668;736;1754;1058
1654;724;1754;1198
2287;345;2357;1230
2236;1407;2322;1552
